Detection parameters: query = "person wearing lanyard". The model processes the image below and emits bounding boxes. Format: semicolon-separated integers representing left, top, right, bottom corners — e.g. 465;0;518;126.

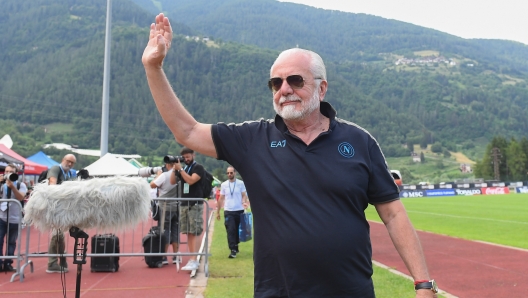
216;166;249;258
46;154;76;274
170;147;205;271
0;164;27;272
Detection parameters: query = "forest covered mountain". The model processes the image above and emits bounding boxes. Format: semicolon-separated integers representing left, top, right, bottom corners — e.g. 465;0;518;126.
133;0;528;75
1;0;528;175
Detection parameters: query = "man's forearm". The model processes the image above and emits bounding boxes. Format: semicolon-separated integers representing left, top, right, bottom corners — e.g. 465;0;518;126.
385;213;430;281
145;67;197;143
242;194;249;204
375;201;431;281
217;197;224;211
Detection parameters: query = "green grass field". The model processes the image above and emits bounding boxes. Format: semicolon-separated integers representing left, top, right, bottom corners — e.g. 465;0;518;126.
366;193;528;249
204;194;528;297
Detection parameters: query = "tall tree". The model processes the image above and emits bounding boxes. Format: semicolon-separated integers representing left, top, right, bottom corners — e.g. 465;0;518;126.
506;139;527;181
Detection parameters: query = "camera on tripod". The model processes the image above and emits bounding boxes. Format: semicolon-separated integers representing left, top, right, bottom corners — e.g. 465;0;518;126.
163;155;185;163
138;167;163;177
1;173;19;184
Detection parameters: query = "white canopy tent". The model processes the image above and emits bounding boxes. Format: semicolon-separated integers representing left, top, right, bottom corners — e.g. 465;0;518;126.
84;153;139;176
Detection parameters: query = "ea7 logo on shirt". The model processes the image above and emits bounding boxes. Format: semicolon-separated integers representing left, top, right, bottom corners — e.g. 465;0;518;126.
270;140;286;148
338;142;355;158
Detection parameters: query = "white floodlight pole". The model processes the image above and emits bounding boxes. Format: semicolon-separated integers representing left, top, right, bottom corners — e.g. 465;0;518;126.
100;0;112;157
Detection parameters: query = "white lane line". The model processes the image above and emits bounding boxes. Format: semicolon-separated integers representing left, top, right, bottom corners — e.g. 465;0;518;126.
406;210;528;225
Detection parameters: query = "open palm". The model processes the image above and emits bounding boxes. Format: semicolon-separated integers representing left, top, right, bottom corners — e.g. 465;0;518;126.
142;13;173;68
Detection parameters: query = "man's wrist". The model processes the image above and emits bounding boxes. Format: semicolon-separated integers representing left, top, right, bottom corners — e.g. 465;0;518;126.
414;279;438;293
414;280;429;286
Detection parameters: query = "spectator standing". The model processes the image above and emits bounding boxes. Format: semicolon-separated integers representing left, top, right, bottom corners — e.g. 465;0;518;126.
46;154;76;274
216;166;248;258
170;147;205;271
0;164;27;272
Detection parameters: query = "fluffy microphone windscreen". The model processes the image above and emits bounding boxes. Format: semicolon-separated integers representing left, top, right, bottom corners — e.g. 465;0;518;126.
24;176;151;232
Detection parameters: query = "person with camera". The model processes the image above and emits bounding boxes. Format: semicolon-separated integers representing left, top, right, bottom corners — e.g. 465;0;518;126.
46;154;76;274
150;160;180;265
169;147;205;271
0;164;27;272
216;166;248;258
143;14;436;297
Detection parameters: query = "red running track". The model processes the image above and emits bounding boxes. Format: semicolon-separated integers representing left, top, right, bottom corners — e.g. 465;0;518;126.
0;201;218;298
370;221;528;298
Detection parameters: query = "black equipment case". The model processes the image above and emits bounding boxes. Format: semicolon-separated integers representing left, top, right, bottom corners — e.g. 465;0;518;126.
142;226;166;268
90;234;120;272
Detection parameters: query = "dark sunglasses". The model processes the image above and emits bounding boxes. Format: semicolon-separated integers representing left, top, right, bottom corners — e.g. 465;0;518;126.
268;75;321;92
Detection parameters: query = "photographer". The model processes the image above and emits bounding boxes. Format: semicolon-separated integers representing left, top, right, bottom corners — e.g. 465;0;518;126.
169;147;205;271
150;160;179;265
0;164;27;272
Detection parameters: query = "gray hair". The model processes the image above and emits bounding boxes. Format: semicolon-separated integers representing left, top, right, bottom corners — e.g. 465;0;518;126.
271;48;327;80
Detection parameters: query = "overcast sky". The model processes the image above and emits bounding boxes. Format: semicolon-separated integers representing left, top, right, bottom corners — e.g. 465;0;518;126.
280;0;528;45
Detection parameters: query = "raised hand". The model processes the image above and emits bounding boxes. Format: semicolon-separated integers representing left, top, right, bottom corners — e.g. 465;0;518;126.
142;13;173;69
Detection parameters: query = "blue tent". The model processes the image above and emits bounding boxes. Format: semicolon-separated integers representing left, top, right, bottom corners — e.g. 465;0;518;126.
27;151;60;169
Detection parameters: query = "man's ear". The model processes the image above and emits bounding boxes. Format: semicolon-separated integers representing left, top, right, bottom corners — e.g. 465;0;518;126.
318;80;328;101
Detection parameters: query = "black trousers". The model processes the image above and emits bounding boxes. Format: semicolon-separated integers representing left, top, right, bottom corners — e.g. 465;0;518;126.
224;210;244;251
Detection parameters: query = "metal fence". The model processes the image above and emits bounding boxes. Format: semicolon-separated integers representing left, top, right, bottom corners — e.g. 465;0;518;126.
1;197;212;282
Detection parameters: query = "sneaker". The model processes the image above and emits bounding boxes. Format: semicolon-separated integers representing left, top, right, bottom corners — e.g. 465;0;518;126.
162;257;169;265
46;263;69;273
228;250;237;259
181;260;199;271
4;264;15;272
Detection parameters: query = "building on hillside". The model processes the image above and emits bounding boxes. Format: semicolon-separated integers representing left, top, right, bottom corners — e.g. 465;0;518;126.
411;152;421;163
460;163;472;173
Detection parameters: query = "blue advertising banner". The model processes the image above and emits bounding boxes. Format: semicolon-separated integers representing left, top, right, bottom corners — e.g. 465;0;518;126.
425;189;456;197
516;186;528;194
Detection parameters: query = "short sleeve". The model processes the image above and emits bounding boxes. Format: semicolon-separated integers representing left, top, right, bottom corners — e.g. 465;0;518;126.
153;173;165;187
212;121;260;170
367;140;400;204
47;166;61;179
18;182;28;196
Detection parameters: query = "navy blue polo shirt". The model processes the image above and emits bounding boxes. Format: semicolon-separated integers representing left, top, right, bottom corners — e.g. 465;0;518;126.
212;102;399;298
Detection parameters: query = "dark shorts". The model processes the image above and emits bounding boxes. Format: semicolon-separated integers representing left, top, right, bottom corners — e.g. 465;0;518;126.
163;210;179;244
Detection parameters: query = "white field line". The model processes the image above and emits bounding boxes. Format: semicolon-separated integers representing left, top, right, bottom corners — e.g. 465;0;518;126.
372;260;459;298
406;210;528;225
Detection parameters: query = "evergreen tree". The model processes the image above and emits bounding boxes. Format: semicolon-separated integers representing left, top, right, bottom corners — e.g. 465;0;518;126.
506;139;527;181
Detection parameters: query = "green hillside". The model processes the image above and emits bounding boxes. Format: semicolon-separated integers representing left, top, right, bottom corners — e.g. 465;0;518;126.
1;0;528;179
135;0;528;75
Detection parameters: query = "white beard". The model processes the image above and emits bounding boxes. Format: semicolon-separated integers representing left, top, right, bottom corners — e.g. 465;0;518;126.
274;89;320;121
